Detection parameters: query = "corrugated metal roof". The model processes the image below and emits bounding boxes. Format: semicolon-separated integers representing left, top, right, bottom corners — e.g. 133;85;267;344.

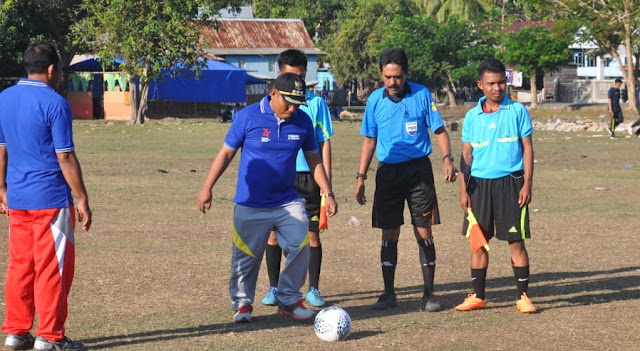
201;19;324;54
204;48;324;55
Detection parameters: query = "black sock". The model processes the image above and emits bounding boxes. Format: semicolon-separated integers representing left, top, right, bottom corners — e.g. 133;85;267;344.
308;245;322;289
471;268;487;300
417;238;436;297
265;244;282;287
513;265;530;298
381;240;398;294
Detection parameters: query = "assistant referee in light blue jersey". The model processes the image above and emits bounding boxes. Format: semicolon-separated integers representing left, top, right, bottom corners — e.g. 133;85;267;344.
455;58;536;313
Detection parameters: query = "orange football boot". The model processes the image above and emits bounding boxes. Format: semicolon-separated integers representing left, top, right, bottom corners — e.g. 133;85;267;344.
516;292;537;313
455;293;487;311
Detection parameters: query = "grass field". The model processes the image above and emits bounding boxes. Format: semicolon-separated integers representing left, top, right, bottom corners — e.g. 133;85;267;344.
1;107;639;350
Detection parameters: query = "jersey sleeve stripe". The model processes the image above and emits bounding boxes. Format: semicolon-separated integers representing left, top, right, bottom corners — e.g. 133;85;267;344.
54;147;75;153
223;142;239;151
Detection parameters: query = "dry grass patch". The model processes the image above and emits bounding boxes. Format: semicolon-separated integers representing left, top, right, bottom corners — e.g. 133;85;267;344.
0;112;638;350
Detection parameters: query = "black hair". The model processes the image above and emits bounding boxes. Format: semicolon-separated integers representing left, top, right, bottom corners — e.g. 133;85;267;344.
24;41;60;75
379;48;408;73
477;58;506;79
278;49;307;69
615;78;622;84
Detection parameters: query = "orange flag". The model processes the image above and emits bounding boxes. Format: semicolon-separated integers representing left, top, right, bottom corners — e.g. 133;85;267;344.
319;194;328;230
466;208;490;252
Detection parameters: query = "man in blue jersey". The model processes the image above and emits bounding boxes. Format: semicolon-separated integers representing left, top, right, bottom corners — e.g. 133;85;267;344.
261;49;334;308
197;72;337;323
455;58;536;313
0;41;92;351
355;48;457;312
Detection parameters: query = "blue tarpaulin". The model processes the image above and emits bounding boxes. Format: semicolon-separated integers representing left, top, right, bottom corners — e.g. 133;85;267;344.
149;60;247;103
67;57;248;103
66;57;124;72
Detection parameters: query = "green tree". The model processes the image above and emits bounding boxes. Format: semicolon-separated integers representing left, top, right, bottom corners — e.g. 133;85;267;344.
415;0;493;22
75;0;241;124
500;25;571;109
378;15;495;106
324;0;416;100
252;0;350;41
550;0;640;110
0;0;85;78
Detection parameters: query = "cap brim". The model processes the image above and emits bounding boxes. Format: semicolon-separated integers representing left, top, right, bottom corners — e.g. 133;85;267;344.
281;94;307;106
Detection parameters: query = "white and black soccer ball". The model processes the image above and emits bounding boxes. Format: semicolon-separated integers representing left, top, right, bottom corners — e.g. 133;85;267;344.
314;306;351;342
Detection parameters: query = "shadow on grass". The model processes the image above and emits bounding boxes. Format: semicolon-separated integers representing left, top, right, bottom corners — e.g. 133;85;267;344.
84;266;639;348
84;313;314;349
324;265;640;314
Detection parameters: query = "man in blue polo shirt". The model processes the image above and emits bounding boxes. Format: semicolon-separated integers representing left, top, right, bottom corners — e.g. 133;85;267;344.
0;41;92;351
197;73;337;323
455;58;536;313
355;48;457;312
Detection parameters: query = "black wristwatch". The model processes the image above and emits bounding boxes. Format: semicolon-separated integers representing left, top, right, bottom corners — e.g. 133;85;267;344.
323;192;335;198
356;172;367;180
442;154;454;162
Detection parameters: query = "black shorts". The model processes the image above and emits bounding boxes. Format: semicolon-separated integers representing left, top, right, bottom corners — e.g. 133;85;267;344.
296;172;321;232
461;171;530;241
372;156;440;229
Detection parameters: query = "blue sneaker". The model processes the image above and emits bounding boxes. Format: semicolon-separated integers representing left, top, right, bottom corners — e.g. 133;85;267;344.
305;287;326;307
261;286;279;306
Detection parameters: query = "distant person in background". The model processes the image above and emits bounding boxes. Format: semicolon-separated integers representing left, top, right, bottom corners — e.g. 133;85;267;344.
221;106;231;123
607;78;623;139
627;79;640;137
261;49;335;309
0;41;92;351
231;103;241;122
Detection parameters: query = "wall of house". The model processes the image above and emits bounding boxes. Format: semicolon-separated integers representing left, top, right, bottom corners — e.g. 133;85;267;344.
555;79;621;104
225;54;320;83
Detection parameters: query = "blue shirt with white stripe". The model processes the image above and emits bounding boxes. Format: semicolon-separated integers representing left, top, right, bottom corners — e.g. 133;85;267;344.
0;78;74;210
295;91;334;172
361;82;444;164
462;96;533;179
225;95;318;208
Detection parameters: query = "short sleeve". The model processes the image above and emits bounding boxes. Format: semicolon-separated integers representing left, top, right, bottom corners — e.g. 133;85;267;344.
302;116;318;153
518;106;533;138
50;99;75;153
224;110;247;150
0;116;5;145
423;90;444;132
314;99;334;142
360;95;378;137
461;109;474;143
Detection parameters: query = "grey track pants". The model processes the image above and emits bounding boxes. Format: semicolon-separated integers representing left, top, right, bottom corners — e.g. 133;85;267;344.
229;199;310;310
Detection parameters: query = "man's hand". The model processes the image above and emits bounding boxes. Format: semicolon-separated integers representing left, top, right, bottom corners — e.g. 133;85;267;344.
197;188;213;214
324;196;338;217
518;184;532;208
443;158;458;183
355;181;366;205
76;198;92;232
459;190;471;212
0;188;7;215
